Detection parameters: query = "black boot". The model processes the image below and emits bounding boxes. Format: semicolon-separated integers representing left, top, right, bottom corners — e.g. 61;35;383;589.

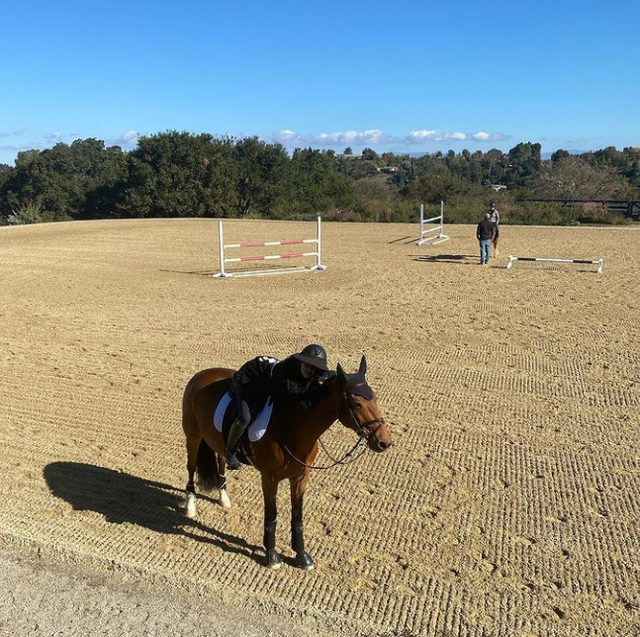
225;418;245;470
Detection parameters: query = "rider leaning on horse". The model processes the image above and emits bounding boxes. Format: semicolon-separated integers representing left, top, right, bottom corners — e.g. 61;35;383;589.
225;344;331;469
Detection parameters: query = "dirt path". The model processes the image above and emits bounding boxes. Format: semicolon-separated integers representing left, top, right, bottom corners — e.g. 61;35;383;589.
0;543;343;637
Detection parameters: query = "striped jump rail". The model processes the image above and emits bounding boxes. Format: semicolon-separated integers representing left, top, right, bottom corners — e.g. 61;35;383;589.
416;201;449;246
507;255;604;274
213;217;327;278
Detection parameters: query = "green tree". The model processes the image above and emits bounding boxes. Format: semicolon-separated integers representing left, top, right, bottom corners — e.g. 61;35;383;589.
532;155;631;199
120;131;237;218
361;147;378;161
506;142;542;186
0;140;127;221
232;137;289;217
285;148;354;216
551;149;570;163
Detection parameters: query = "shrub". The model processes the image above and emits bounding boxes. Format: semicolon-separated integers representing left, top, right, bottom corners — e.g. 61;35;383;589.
506;202;578;225
7;201;44;225
324;207;362;222
576;203;627;225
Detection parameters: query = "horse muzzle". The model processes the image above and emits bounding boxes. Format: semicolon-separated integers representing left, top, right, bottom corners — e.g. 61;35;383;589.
371;438;391;452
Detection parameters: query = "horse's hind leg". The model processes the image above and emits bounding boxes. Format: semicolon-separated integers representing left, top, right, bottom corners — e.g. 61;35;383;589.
184;433;200;518
262;472;281;569
216;453;231;509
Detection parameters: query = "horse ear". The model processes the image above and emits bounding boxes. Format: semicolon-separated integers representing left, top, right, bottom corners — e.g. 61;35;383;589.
337;363;347;384
358;355;367;375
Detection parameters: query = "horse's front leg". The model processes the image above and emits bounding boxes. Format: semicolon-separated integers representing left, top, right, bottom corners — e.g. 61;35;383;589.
262;473;281;569
290;471;314;571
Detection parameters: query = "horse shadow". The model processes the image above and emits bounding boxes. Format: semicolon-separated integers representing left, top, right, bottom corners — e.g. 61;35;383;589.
43;462;263;563
411;254;478;265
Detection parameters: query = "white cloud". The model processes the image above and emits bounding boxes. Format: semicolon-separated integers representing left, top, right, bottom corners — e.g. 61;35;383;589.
108;130;139;149
273;127;509;148
44;132;64;142
470;131;508;142
273;128;390;147
318;129;387;145
407;130;467;142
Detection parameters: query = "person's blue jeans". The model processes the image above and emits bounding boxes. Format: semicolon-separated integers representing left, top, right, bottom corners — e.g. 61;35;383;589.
479;239;491;264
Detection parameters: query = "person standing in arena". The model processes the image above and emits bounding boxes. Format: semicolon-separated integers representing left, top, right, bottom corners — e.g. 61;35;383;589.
477;212;496;265
488;202;500;257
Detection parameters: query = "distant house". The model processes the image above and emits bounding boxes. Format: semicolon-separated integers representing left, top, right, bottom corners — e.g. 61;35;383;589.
338;153;363;160
377;166;399;174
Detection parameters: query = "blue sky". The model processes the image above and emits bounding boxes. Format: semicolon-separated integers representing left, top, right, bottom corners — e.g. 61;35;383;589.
1;0;639;166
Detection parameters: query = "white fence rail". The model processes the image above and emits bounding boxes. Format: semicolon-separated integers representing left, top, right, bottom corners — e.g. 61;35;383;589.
507;255;604;274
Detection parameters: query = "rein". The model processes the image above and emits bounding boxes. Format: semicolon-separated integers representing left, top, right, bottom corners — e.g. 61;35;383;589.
281;390;385;471
282;434;367;470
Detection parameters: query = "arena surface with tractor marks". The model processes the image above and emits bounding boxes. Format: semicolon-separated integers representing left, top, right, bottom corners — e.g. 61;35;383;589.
0;219;638;636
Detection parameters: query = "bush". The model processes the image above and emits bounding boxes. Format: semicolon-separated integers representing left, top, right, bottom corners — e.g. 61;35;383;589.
506;202;578;225
6;201;44;225
324;207;362;222
576;202;627;225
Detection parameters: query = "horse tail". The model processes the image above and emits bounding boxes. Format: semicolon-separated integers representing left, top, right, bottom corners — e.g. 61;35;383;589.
196;440;219;492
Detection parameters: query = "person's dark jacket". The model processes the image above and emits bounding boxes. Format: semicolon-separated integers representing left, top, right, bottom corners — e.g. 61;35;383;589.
477;219;496;241
231;355;329;413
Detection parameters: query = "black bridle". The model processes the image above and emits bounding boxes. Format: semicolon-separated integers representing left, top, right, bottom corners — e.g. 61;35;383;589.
345;392;386;440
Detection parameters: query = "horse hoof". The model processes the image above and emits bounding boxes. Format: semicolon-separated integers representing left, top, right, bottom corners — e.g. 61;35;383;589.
265;550;282;570
185;494;196;518
295;552;314;571
219;490;231;509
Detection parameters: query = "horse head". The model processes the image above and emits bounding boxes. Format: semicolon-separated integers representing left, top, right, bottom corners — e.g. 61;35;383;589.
336;355;392;453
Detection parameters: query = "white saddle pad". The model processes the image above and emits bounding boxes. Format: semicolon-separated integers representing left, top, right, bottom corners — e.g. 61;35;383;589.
213;392;273;442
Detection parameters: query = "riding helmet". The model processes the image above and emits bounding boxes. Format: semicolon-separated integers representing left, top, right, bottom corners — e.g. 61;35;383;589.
293;344;329;371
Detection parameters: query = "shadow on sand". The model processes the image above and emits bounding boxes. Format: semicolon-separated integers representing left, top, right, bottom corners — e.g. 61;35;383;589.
411;253;481;265
387;235;416;245
43;462;263;562
160;269;218;276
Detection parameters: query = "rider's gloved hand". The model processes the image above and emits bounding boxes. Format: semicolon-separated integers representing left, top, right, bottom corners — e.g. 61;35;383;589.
315;371;331;386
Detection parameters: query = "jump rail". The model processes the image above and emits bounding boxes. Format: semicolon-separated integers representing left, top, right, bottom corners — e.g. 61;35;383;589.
416;201;449;246
213;216;327;278
507;255;604;274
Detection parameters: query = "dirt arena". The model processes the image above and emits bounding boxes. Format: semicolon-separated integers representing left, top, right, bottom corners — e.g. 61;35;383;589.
0;218;638;637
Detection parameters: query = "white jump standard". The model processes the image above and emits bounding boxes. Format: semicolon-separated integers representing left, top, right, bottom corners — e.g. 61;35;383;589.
506;255;604;274
214;216;327;278
416;201;449;246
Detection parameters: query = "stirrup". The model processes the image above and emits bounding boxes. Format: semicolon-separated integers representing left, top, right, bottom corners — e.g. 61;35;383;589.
226;450;241;470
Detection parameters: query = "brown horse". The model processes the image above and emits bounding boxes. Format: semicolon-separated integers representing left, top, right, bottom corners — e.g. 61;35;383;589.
181;355;392;570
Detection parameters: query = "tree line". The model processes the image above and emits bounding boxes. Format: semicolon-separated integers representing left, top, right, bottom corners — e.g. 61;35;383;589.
1;131;639;226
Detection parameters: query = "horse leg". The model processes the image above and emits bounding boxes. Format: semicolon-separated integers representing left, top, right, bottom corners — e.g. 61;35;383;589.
290;472;314;571
216;453;231;509
184;433;200;518
261;473;281;569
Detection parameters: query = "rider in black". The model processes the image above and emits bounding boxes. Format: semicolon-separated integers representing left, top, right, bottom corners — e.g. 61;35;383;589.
225;344;330;470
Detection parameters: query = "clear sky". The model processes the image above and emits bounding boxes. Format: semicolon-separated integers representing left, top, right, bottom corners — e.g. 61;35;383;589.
1;0;639;166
